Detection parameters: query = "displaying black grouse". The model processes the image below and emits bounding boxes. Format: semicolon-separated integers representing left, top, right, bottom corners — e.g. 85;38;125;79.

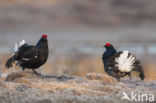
6;34;49;73
102;43;145;81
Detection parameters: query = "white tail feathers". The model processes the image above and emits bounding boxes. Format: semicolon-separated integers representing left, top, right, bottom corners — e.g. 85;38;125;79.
115;51;135;72
19;40;25;47
14;43;18;52
13;40;26;53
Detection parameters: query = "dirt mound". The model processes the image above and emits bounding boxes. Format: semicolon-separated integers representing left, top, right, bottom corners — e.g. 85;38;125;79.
0;72;155;103
86;73;117;83
5;71;74;82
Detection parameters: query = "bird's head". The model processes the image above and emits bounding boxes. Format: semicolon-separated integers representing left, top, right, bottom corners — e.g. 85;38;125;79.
104;43;114;50
42;34;48;39
41;34;48;43
36;34;48;49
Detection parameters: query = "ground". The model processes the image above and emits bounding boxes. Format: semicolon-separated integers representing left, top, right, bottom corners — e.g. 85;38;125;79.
0;71;155;103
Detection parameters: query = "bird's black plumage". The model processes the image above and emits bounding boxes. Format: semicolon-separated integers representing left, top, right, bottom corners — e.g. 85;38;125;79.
102;43;145;81
102;44;117;69
6;34;49;72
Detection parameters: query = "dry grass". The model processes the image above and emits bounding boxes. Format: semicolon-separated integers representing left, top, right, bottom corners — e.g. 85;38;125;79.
144;64;156;80
86;73;117;83
1;53;156;81
0;71;155;103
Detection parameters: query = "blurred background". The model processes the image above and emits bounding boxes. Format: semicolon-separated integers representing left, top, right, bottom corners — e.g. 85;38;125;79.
0;0;156;80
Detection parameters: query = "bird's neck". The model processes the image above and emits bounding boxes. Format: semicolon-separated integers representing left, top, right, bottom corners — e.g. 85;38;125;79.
35;39;48;59
35;38;48;49
106;47;117;56
103;48;117;64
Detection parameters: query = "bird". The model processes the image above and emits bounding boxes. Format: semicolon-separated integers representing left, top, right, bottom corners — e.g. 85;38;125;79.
102;43;145;81
6;34;49;74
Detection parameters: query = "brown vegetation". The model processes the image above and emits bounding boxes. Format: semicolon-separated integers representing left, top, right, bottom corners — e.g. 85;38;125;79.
0;71;155;103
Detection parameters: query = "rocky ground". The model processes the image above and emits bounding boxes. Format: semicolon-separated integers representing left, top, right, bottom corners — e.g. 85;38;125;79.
0;71;155;103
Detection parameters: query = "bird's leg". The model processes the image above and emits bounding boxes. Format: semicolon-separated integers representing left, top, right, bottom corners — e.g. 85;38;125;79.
120;72;127;77
22;67;25;71
116;71;121;82
33;69;38;74
127;72;131;80
33;69;43;77
116;77;120;82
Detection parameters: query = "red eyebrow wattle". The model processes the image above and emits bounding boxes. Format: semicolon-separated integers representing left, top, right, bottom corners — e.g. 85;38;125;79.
42;34;46;38
105;43;111;46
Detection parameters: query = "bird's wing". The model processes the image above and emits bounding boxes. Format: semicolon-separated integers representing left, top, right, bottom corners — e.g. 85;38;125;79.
20;46;39;62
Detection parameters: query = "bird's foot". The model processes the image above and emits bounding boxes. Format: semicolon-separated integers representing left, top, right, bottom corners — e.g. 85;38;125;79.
33;70;43;77
116;78;120;82
129;77;132;81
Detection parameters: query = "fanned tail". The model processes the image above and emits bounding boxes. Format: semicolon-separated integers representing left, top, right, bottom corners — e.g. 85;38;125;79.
115;51;135;72
6;40;26;69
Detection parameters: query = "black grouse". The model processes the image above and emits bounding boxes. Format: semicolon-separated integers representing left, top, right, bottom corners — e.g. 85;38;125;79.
6;34;49;73
102;43;145;81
